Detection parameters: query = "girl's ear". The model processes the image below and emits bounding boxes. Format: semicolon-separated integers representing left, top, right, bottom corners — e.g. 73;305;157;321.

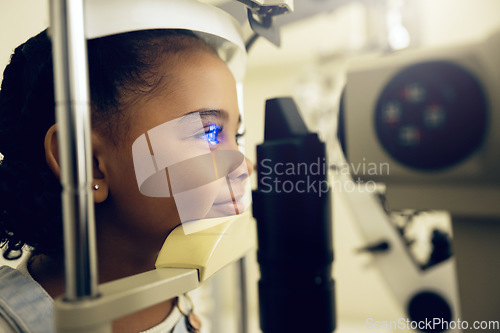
44;124;60;178
44;124;109;203
91;132;109;204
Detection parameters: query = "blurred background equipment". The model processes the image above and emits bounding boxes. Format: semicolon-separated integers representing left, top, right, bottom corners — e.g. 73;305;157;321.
339;27;500;330
339;29;500;215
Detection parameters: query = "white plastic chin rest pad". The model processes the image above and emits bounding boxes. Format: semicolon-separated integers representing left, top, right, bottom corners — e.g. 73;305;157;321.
155;210;256;282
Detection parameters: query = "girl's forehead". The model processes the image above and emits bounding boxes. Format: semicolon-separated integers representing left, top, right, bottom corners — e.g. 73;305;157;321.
126;51;239;136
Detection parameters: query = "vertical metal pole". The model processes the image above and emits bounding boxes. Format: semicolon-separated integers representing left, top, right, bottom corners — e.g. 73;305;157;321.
236;81;248;333
50;0;99;300
237;257;249;333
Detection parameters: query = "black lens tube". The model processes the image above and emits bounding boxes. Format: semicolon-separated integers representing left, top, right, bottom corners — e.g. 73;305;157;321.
252;97;336;333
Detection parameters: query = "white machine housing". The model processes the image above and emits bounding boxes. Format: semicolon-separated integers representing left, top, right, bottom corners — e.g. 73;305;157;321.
341;28;500;330
341;30;500;217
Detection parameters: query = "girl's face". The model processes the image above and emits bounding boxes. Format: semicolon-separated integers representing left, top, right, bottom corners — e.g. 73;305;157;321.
96;50;251;245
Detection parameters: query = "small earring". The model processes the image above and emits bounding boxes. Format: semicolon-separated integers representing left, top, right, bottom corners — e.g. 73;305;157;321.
93;184;100;191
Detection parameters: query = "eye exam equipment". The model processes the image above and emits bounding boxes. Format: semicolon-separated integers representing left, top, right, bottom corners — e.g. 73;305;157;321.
338;28;500;331
18;1;496;330
220;0;388;49
49;0;292;332
252;98;335;332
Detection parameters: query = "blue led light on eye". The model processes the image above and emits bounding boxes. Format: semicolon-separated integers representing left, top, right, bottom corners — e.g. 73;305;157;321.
205;124;221;146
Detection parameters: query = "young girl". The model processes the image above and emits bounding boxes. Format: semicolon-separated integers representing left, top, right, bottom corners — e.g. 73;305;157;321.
0;6;252;332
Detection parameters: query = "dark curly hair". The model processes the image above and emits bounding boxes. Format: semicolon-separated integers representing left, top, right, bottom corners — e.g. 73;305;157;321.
0;28;216;260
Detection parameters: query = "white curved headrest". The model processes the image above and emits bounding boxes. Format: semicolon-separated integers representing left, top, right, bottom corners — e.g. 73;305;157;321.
84;0;247;81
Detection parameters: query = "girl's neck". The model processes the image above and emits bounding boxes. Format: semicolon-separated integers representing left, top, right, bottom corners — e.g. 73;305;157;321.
28;243;174;333
28;254;65;299
28;241;160;299
28;210;175;332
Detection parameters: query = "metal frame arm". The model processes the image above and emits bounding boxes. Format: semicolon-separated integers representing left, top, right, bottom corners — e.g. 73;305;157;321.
55;268;199;333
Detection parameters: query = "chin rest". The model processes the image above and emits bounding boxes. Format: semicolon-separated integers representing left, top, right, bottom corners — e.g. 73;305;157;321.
155;211;256;281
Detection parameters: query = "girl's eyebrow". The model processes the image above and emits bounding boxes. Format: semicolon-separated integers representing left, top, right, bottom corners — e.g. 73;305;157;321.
185;108;242;126
188;109;229;120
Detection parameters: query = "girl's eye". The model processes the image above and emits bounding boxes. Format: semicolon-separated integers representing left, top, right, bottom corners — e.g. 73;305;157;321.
203;124;222;146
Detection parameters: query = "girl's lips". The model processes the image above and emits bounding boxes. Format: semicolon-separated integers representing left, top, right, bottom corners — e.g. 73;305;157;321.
210;201;239;215
210;196;248;216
